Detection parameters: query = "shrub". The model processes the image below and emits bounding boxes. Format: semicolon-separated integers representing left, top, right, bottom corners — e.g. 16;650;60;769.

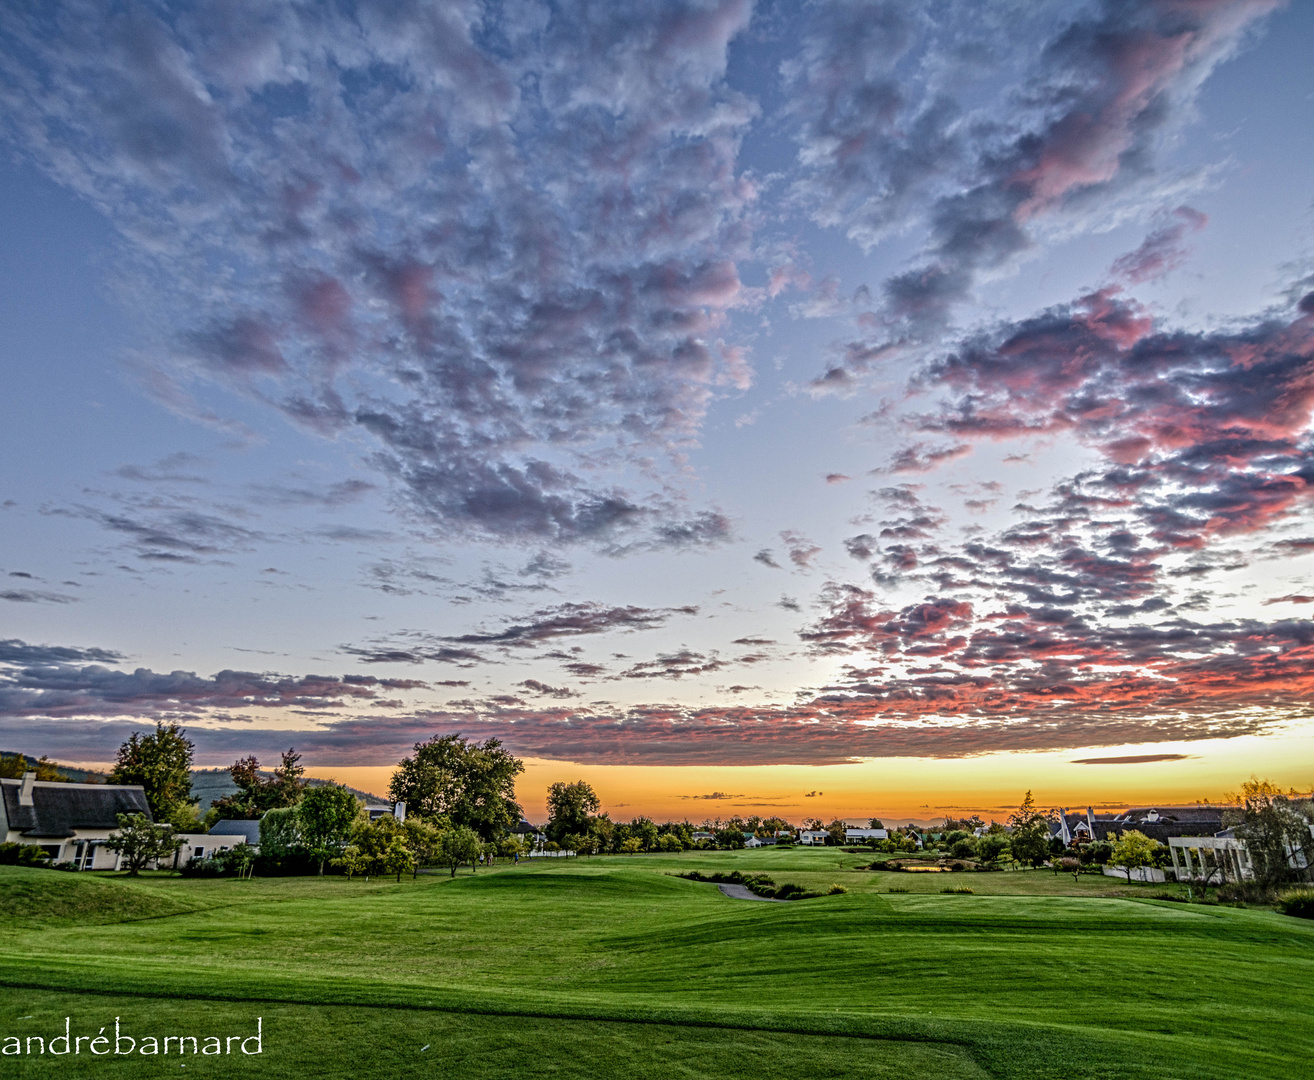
0;843;52;867
1217;881;1275;906
887;886;909;893
827;884;847;895
941;886;974;895
1277;888;1314;919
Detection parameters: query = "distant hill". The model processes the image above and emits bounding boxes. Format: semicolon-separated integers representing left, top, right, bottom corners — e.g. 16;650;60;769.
0;751;108;784
190;767;389;812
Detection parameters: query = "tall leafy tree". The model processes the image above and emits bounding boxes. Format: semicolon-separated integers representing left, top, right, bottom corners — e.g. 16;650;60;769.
109;722;195;822
389;734;524;842
1007;791;1052;868
212;749;308;819
1230;779;1314;888
298;784;362;875
545;780;600;843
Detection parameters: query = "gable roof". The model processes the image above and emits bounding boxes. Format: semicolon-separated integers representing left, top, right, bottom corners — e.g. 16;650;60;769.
208;819;261;845
1;778;149;838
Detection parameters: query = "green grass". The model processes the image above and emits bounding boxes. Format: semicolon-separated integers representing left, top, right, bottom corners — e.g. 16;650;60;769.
2;849;1311;1078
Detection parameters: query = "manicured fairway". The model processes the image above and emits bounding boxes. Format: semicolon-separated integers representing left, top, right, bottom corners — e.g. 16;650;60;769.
2;850;1311;1079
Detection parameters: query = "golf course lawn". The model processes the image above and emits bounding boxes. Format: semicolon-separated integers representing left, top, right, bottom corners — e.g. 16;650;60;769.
2;848;1311;1078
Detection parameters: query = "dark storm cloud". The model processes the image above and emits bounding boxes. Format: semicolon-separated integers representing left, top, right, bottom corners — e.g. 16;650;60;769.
0;0;754;547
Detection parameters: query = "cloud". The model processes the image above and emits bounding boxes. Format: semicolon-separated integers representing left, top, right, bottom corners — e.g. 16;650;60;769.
247;479;376;508
682;791;743;800
620;649;726;679
754;548;782;568
442;601;698;648
787;0;1277;371
0;642;401;719
0;640;125;665
0;0;755;547
1109;205;1207;283
915;287;1314;550
1070;754;1193;764
1;590;78;604
779;529;822;570
518;679;577;699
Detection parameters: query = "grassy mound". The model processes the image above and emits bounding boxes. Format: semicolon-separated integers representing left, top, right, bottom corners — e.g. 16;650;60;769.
0;867;199;925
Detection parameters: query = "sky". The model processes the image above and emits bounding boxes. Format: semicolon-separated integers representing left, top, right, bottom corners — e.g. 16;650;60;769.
2;0;1313;825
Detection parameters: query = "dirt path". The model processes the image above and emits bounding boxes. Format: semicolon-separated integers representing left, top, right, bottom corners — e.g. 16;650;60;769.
717;883;787;902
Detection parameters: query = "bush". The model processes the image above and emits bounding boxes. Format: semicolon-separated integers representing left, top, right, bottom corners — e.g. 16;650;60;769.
949;838;977;860
677;870;820;901
887;886;909;893
941;886;974;895
827;884;847;895
1216;881;1275;906
0;843;52;867
1277;888;1314;919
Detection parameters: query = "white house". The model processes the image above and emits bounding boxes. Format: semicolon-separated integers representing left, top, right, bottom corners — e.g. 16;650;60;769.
798;830;829;846
845;828;888;842
0;772;253;870
1;772;150;869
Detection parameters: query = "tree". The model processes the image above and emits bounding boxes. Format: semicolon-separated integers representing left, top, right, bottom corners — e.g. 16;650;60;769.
714;827;745;849
0;754;69;781
950;837;978;860
545;780;601;844
104;812;184;875
389;734;524;841
825;819;849;846
212;749;307;820
436;825;482;877
403;819;444;878
259;806;303;862
976;834;1009;869
1007;791;1052;868
630;817;659;852
298;784;362;874
338;817;414;881
867;817;884;829
109;722;195;822
1110;830;1161;884
1232;783;1314;889
657;833;683;852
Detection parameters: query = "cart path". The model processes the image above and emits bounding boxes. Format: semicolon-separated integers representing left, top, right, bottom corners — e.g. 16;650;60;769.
717;883;787;902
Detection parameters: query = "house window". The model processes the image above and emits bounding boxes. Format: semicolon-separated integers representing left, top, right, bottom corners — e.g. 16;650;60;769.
193;847;205;859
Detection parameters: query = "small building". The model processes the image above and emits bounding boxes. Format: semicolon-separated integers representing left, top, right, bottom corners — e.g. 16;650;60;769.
691;831;716;842
1;772;150;870
845;828;888;842
798;830;828;846
208;819;262;849
365;801;406;822
743;834;763;848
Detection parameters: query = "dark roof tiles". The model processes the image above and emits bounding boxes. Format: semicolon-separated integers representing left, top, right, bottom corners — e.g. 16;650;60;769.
1;779;150;838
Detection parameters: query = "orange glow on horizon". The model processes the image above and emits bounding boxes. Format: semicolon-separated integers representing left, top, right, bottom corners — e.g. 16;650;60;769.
304;730;1314;826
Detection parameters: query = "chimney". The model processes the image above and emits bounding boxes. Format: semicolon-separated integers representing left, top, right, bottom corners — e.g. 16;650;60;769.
18;771;37;806
393;801;406;822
